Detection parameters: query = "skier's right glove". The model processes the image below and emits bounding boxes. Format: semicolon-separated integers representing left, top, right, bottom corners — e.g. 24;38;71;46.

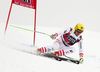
50;34;57;39
79;56;84;63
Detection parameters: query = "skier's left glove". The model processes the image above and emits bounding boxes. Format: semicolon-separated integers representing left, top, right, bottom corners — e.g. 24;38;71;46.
79;56;84;63
50;34;57;39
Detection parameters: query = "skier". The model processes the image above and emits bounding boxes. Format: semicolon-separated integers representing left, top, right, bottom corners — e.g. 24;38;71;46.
37;23;84;63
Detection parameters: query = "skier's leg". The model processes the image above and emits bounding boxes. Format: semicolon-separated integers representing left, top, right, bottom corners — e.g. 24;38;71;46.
51;47;76;56
62;47;76;56
37;38;62;53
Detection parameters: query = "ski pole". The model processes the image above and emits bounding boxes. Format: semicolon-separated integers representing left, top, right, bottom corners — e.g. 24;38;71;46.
9;25;50;36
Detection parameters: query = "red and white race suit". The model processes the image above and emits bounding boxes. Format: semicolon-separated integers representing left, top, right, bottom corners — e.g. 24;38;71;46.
39;27;84;57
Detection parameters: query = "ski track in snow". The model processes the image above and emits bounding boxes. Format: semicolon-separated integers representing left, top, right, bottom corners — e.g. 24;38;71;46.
0;24;100;72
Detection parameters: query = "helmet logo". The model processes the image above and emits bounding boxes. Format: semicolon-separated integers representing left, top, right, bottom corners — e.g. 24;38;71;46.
81;27;83;29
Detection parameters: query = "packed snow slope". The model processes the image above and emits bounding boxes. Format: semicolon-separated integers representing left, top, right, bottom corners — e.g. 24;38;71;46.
0;24;100;72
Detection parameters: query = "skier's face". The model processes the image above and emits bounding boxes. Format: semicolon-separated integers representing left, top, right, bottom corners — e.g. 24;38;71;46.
75;31;81;36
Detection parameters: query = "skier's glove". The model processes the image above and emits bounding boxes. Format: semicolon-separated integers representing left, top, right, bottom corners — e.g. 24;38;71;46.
79;56;84;63
50;34;57;39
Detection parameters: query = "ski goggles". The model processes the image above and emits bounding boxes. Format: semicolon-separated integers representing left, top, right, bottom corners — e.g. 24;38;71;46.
76;29;83;33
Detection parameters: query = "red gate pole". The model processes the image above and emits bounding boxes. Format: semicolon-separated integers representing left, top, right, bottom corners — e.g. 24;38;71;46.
4;1;13;35
33;0;37;45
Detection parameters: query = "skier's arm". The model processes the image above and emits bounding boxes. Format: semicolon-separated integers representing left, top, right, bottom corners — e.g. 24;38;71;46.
50;28;70;39
78;39;84;63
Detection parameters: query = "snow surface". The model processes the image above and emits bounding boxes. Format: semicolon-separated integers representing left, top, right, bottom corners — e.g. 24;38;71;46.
0;23;100;72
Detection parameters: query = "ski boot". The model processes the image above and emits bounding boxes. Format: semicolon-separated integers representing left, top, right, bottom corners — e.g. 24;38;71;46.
50;51;62;61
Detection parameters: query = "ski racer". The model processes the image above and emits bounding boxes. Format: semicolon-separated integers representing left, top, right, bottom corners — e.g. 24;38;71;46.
37;23;84;63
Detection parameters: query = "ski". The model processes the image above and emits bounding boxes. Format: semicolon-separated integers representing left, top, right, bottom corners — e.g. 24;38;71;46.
42;53;80;64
